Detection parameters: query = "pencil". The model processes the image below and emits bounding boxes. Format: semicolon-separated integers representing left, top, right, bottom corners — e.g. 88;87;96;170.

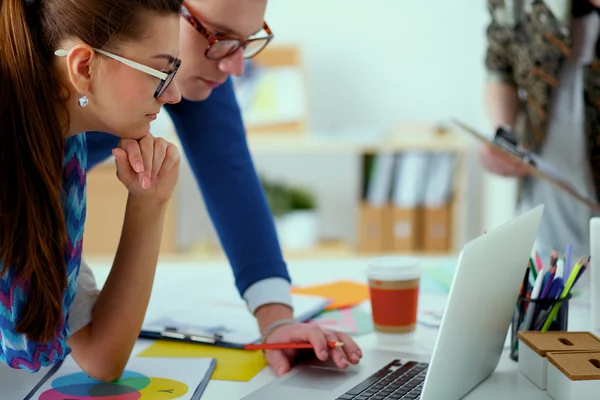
550;248;559;268
243;341;344;350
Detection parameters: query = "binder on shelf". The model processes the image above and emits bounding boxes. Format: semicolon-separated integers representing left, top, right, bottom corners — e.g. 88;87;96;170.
421;153;455;253
357;152;395;252
356;149;457;255
390;152;430;252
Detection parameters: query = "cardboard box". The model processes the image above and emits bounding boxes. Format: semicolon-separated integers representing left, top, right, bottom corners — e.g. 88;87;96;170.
357;203;393;253
391;206;421;252
421;203;451;253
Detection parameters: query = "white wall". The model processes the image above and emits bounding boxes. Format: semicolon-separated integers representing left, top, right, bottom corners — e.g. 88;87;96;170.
172;0;519;250
264;0;489;131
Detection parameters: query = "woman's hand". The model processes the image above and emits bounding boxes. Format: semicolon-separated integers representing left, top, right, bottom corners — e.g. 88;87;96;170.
112;135;180;203
263;323;363;377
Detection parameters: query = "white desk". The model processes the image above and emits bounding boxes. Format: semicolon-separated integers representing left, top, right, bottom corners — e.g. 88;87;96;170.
185;256;594;400
1;256;593;399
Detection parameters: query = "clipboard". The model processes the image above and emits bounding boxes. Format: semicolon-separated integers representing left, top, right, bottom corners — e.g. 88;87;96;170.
452;118;600;213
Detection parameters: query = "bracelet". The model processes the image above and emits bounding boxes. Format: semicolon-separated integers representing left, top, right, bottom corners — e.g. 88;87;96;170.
261;318;296;343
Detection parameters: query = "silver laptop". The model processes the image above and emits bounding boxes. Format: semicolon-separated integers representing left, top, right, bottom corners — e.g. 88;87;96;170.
242;205;544;400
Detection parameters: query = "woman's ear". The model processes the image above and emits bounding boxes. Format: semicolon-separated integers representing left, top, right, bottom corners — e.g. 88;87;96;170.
64;44;96;95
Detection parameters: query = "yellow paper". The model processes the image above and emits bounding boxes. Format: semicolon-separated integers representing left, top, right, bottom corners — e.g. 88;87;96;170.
136;341;267;382
291;280;370;310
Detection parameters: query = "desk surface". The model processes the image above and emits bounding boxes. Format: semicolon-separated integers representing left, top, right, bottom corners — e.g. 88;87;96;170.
192;256;593;400
1;255;594;399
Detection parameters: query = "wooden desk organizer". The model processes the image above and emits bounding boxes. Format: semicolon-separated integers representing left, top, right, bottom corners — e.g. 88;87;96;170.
517;331;600;390
547;351;600;400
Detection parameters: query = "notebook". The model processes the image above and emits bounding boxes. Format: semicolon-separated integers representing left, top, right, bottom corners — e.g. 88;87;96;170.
24;355;216;400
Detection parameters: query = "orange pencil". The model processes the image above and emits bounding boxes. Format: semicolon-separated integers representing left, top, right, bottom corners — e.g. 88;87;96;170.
243;341;344;350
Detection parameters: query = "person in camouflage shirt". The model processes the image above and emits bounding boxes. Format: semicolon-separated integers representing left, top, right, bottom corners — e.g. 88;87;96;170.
479;0;600;263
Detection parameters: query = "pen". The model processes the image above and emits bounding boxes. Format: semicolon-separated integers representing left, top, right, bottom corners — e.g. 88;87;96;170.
541;258;584;332
520;270;545;331
565;244;572;281
533;253;542;279
550;248;559;268
139;329;220;345
532;277;563;330
535;251;543;270
243;341;344;351
528;258;536;277
539;267;556;300
531;269;554;324
573;257;590;287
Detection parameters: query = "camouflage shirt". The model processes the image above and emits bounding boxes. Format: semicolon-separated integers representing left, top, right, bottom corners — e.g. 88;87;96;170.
485;0;600;201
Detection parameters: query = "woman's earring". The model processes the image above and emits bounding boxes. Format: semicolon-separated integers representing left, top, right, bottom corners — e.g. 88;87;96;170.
78;90;89;108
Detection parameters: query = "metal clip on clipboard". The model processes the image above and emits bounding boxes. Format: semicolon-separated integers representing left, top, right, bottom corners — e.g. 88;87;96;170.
139;326;245;349
493;125;536;166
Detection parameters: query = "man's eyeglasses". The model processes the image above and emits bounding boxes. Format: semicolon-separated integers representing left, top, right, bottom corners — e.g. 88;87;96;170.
54;48;181;98
181;1;274;61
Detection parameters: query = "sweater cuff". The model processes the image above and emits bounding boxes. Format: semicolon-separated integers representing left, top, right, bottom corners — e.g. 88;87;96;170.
243;277;293;315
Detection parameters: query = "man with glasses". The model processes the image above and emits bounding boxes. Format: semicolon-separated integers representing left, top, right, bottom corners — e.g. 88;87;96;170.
85;0;363;377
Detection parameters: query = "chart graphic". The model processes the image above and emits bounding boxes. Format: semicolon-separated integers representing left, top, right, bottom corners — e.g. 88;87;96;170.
39;370;188;400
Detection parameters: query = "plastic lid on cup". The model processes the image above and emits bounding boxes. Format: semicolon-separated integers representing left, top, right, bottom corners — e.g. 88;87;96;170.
367;256;421;281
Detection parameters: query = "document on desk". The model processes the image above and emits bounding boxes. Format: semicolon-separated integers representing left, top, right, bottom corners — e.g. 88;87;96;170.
291;280;370;310
140;269;330;346
453;118;600;213
138;341;267;382
25;355;216;400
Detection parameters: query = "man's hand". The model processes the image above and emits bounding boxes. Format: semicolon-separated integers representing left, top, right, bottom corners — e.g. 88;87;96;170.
254;303;363;377
478;144;528;177
263;322;363;377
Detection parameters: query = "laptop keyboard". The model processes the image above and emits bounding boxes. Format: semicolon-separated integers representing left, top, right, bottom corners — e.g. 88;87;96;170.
335;359;428;400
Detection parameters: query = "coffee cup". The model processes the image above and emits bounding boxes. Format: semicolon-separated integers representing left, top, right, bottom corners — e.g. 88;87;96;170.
367;256;421;336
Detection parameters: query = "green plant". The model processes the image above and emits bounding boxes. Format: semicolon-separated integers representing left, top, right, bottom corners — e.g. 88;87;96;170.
265;183;291;217
289;186;316;210
260;175;290;217
260;175;316;216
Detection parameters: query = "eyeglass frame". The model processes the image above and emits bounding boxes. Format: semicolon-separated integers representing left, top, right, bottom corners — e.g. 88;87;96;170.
180;1;274;61
54;48;181;98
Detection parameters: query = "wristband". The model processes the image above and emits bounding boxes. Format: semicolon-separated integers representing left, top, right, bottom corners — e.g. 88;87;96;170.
261;318;296;343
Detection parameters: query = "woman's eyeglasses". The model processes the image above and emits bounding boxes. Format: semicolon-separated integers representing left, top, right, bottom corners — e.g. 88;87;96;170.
54;48;181;98
181;1;274;61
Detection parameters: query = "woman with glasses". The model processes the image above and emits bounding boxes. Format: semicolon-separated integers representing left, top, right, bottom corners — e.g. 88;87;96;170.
0;0;184;382
86;0;363;378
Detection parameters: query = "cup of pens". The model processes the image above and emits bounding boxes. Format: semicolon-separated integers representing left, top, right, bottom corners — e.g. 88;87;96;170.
509;248;589;362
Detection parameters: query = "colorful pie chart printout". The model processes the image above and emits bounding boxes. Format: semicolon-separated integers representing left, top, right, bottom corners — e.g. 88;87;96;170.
31;356;215;400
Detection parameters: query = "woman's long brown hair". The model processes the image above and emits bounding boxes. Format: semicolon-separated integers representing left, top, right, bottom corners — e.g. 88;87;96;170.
0;0;183;343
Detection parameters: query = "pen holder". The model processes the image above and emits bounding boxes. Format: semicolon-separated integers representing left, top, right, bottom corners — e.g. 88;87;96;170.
510;294;571;361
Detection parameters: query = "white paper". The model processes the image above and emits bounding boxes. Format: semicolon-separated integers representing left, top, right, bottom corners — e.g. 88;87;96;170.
129;267;329;344
28;356;215;400
89;266;330;345
142;290;329;344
